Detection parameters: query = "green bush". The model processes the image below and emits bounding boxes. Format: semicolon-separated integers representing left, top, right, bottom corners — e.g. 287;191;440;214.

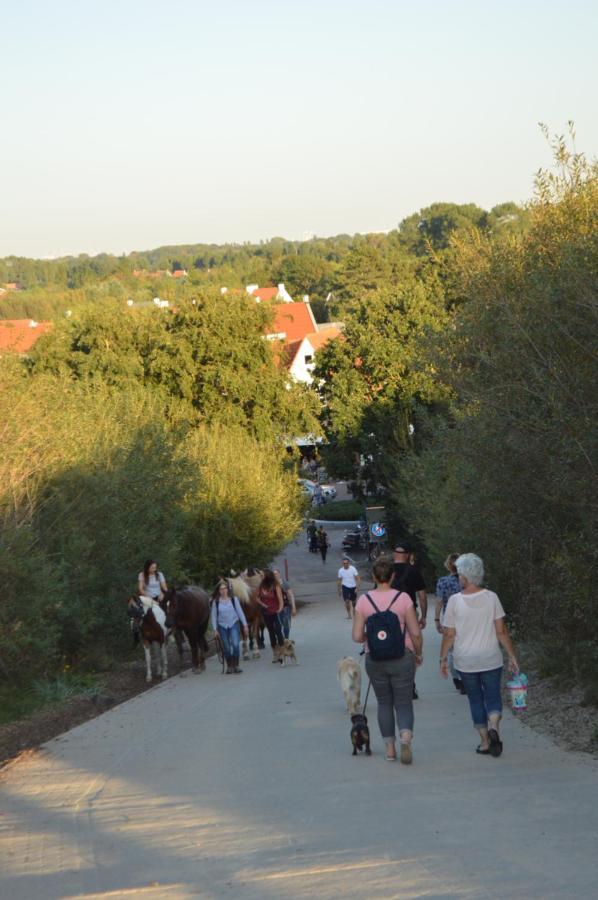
314;500;364;521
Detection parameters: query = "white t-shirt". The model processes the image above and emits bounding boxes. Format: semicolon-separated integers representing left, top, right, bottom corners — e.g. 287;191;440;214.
139;571;165;599
338;565;359;588
443;589;505;673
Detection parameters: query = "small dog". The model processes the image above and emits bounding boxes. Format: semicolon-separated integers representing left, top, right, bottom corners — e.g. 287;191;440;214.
279;639;298;665
337;656;362;714
350;713;371;756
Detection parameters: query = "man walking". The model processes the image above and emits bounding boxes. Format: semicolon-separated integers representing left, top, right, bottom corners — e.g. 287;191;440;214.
391;540;427;699
337;556;361;619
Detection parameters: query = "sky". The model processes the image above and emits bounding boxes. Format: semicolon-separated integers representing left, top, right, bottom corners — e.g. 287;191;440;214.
1;0;596;258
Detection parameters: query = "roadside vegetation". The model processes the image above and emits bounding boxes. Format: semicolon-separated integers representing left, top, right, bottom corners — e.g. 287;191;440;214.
314;129;598;703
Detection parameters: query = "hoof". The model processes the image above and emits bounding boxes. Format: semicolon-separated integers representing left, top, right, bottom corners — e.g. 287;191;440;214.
243;652;250;661
252;651;261;659
145;677;152;684
161;672;167;680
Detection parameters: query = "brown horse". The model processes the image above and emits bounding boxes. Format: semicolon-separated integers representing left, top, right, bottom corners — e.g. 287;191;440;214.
229;569;264;661
127;595;169;683
163;586;210;672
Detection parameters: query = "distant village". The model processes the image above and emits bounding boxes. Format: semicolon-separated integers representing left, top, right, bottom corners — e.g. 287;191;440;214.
0;278;343;384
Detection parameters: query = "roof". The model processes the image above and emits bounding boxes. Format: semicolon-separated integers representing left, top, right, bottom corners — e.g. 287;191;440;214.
172;269;187;278
0;319;53;353
303;327;342;351
268;302;317;342
252;286;279;302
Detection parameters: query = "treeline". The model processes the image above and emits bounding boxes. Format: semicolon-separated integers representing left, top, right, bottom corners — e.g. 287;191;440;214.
0;201;530;321
315;136;598;696
0;292;316;679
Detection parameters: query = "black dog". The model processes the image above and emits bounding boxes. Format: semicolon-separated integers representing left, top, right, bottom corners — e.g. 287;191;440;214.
350;713;371;756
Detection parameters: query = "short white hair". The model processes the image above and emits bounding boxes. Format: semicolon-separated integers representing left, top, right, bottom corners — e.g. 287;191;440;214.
456;553;484;586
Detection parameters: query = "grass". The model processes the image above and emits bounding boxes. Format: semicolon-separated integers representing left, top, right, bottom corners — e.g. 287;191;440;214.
0;671;104;726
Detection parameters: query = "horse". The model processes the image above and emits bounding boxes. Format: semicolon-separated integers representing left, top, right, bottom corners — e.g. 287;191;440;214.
127;595;169;683
163;586;210;672
229;568;264;661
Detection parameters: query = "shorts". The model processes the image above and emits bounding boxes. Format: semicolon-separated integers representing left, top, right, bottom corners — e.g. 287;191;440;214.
341;585;357;604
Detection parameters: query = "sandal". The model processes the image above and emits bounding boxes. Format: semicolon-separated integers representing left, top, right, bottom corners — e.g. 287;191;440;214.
476;745;490;755
488;729;503;757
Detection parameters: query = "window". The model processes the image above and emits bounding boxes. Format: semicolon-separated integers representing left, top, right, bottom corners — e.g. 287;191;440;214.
304;354;313;364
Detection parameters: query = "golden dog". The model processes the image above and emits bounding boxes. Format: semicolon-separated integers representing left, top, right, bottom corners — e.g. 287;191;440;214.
337;656;362;714
279;639;298;665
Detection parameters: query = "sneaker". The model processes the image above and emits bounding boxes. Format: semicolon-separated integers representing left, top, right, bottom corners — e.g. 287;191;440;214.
400;743;413;764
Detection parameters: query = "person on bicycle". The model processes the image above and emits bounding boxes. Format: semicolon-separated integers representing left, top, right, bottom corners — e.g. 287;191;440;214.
211;580;249;674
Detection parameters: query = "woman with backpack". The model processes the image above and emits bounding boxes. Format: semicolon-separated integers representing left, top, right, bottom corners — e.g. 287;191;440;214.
352;556;422;763
211;580;249;674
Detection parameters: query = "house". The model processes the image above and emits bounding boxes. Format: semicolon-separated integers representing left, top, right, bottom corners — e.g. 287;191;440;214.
0;319;53;354
282;326;343;384
2;282;24;292
172;269;188;279
246;283;294;303
266;300;318;343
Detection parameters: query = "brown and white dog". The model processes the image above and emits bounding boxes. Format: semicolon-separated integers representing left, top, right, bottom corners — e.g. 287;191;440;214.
337;656;362;714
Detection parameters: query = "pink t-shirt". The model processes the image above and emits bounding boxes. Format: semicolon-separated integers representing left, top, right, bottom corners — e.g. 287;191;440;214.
355;589;416;654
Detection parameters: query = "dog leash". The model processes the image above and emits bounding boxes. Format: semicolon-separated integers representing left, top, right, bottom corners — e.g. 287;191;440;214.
362;679;372;716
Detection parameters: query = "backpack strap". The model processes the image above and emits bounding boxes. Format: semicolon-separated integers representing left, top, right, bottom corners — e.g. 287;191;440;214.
365;593;380;612
388;591;401;610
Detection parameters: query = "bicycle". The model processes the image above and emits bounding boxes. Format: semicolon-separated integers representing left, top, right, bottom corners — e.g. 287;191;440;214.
368;540;388;562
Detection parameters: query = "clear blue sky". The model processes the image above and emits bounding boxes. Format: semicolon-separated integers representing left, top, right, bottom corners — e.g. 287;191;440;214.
1;0;596;257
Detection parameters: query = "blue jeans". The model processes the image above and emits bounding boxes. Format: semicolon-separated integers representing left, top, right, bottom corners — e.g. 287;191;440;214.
219;622;241;661
458;667;503;728
280;606;292;639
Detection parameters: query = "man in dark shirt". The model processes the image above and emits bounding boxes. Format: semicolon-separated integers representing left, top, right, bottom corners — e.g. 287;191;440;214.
391;541;428;627
391;540;427;700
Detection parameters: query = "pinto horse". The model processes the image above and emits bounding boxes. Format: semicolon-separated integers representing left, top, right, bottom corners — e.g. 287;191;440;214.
127;595;169;683
163;586;210;672
229;568;264;661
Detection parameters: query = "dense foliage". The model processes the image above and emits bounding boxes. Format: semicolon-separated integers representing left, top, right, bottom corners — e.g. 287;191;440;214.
0;360;303;680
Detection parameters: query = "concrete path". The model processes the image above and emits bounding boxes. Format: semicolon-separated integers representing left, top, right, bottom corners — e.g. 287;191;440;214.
1;525;597;899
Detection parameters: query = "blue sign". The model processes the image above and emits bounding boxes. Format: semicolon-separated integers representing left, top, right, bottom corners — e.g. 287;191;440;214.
371;522;386;538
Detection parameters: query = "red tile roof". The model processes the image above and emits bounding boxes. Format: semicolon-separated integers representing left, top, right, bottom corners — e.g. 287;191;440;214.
172;269;188;278
252;286;279;302
268;302;317;342
0;319;53;353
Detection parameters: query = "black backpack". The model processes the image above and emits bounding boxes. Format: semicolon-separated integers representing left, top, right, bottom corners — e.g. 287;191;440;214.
365;592;406;661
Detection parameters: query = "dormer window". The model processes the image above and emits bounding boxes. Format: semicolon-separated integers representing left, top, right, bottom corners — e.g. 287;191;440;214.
304;354;313;364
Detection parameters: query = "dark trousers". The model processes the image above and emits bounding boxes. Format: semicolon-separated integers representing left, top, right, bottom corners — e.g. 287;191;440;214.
262;611;284;648
319;544;328;562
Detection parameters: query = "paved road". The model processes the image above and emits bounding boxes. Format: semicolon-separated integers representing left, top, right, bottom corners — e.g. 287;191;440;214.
1;525;597;899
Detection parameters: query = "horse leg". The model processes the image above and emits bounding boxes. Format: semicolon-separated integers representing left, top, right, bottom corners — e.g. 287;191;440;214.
174;628;185;667
252;620;261;659
242;635;250;661
160;641;168;679
187;630;200;671
143;642;152;683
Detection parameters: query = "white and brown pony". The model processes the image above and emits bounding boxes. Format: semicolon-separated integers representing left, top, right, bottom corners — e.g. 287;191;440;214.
127;595;169;683
229;568;264;660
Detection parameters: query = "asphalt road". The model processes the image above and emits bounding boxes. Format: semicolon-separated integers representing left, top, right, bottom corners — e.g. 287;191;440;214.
1;524;597;899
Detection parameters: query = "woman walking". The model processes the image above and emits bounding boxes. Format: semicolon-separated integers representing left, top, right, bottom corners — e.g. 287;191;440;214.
352;556;422;763
440;553;519;757
211;580;249;674
138;559;168;601
257;569;285;663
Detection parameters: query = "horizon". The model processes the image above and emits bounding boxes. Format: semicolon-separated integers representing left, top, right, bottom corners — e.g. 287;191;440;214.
1;0;596;258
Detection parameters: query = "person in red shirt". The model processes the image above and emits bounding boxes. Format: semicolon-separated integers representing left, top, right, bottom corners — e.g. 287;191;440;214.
257;569;285;663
